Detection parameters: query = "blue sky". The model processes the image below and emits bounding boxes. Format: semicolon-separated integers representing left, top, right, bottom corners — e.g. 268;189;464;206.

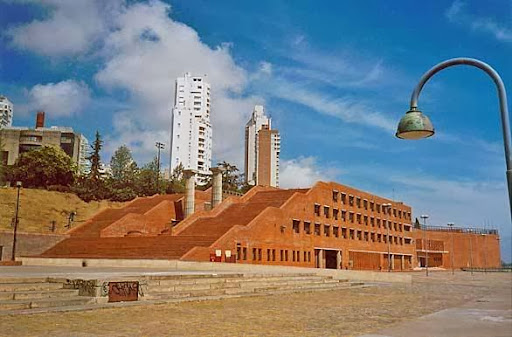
0;0;511;261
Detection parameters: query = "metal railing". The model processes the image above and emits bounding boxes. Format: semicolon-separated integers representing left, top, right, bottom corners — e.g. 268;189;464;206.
419;225;498;235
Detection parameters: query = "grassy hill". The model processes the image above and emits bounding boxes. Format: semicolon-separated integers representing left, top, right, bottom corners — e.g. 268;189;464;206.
0;187;125;234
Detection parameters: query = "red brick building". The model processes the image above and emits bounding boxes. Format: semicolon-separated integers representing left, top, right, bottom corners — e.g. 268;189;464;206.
40;181;501;271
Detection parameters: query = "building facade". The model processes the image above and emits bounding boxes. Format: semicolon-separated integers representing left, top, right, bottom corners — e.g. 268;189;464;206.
0;95;13;128
0;112;89;174
169;73;212;181
244;105;280;187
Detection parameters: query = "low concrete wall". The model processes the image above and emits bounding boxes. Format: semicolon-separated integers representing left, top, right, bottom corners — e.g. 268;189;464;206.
19;257;412;283
0;231;68;261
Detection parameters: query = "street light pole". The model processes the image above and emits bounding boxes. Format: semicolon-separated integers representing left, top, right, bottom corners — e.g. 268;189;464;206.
447;222;455;275
481;233;487;273
395;58;511;221
382;203;392;272
11;181;22;261
420;214;429;276
155;142;165;192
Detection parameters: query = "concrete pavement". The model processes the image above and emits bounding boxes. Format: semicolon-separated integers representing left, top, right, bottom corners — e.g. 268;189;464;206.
360;285;512;337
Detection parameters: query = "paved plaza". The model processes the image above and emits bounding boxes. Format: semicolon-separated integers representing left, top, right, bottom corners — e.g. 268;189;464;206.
0;269;510;336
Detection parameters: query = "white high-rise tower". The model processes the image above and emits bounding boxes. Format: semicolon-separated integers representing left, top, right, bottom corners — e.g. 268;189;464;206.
170;73;212;181
0;95;13;128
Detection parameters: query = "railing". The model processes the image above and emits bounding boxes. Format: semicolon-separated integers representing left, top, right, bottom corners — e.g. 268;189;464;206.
419;225;498;235
462;267;512;273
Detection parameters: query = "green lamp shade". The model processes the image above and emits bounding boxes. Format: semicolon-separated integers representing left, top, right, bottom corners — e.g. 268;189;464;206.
395;109;435;140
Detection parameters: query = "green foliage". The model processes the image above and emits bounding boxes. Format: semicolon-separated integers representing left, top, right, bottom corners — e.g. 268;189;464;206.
218;161;243;193
7;145;76;188
87;131;103;182
110;145;138;183
166;163;186;193
135;157;160;196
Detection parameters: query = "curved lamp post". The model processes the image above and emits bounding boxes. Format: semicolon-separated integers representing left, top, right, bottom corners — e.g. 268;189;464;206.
396;58;511;220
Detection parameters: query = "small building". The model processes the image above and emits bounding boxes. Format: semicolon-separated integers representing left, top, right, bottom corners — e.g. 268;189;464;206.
0;95;13;128
0;111;89;174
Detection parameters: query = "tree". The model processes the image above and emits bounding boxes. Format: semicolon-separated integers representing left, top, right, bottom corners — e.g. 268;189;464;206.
218;161;242;192
7;146;76;188
135;157;159;196
87;131;103;182
166;163;186;193
110;145;138;183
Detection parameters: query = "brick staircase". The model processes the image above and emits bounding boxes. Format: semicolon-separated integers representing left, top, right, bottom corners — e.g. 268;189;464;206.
142;272;365;301
40;189;306;260
0;277;93;314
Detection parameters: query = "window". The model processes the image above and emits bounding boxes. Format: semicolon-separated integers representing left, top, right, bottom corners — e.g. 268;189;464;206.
242;247;247;260
363;199;368;210
341;193;347;204
333;209;339;220
308;252;311;262
357;214;362;224
292;251;296;262
393;209;397;217
314;204;320;216
258;248;262;261
364;215;368;226
304;221;311;234
370;232;375;242
332;190;338;201
370;202;375;211
356;197;361;208
349;195;354;206
285;250;288;261
304;251;307;262
333;226;339;238
324;225;330;237
296;251;300;262
349;212;355;223
292;220;300;234
364;231;369;241
323;206;330;218
370;217;375;227
357;230;362;240
342;227;347;239
267;249;271;261
280;250;284;261
272;249;276;261
377;233;382;242
314;223;321;236
349;229;355;240
252;248;257;260
341;210;347;221
376;204;381;213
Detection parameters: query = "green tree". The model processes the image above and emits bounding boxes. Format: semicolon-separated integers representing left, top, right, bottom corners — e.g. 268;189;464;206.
110;145;138;183
218;161;242;192
166;163;186;193
7;145;76;188
87;131;103;182
136;157;159;196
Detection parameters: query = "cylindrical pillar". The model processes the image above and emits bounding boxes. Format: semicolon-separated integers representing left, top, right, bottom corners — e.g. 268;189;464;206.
210;167;224;208
183;169;196;218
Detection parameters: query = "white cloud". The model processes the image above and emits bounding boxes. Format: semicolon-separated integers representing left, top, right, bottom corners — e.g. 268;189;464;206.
280;156;342;188
92;0;260;165
7;0;124;56
19;80;91;117
445;1;512;43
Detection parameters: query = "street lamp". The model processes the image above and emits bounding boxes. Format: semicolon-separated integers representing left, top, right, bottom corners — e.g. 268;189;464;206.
382;203;393;272
447;222;455;275
11;181;22;261
395;58;511;220
420;214;429;276
155;142;165;192
481;233;487;272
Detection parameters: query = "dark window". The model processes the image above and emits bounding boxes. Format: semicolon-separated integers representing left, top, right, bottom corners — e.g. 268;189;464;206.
333;209;339;220
341;210;347;221
314;223;321;236
324;206;330;218
333;226;339;238
314;204;320;216
341;193;347;204
342;227;347;239
332;191;338;201
267;249;271;261
258;248;262;261
304;222;311;234
243;247;247;260
292;220;300;234
324;225;330;237
252;248;257;260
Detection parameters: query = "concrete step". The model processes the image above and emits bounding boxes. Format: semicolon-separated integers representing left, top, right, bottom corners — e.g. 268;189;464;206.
252;281;354;293
0;289;80;301
0;277;49;284
236;278;343;289
226;275;330;284
0;296;92;311
0;282;63;292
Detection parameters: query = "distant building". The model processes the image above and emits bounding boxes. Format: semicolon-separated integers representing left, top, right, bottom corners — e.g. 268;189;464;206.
169;72;212;183
244;105;280;187
0;95;13;128
0;111;89;174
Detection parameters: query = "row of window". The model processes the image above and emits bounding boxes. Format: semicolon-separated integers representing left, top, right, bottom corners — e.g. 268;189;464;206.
330;191;411;220
312;206;411;232
236;247;312;263
290;220;412;245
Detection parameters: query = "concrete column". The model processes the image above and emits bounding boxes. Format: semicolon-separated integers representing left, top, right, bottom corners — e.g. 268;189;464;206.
401;255;405;270
391;254;395;270
183;169;197;218
336;250;342;270
210;167;224;208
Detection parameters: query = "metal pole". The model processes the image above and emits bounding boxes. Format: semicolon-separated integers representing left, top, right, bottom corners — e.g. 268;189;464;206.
409;58;511;221
482;234;487;273
155;142;165;193
448;222;455;275
469;234;474;276
421;215;429;277
11;182;21;261
387;211;391;272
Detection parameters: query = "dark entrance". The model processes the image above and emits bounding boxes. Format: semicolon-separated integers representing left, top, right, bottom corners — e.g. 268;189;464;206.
325;250;338;269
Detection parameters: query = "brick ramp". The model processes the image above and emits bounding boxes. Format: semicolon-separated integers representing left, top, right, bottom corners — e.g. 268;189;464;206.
40;189;305;260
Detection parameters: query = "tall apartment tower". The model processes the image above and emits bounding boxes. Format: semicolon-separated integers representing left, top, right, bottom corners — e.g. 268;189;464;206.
244;105;280;187
170;73;212;181
0;95;13;128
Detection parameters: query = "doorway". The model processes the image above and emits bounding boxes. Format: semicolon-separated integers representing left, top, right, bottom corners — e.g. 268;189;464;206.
325;250;338;269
